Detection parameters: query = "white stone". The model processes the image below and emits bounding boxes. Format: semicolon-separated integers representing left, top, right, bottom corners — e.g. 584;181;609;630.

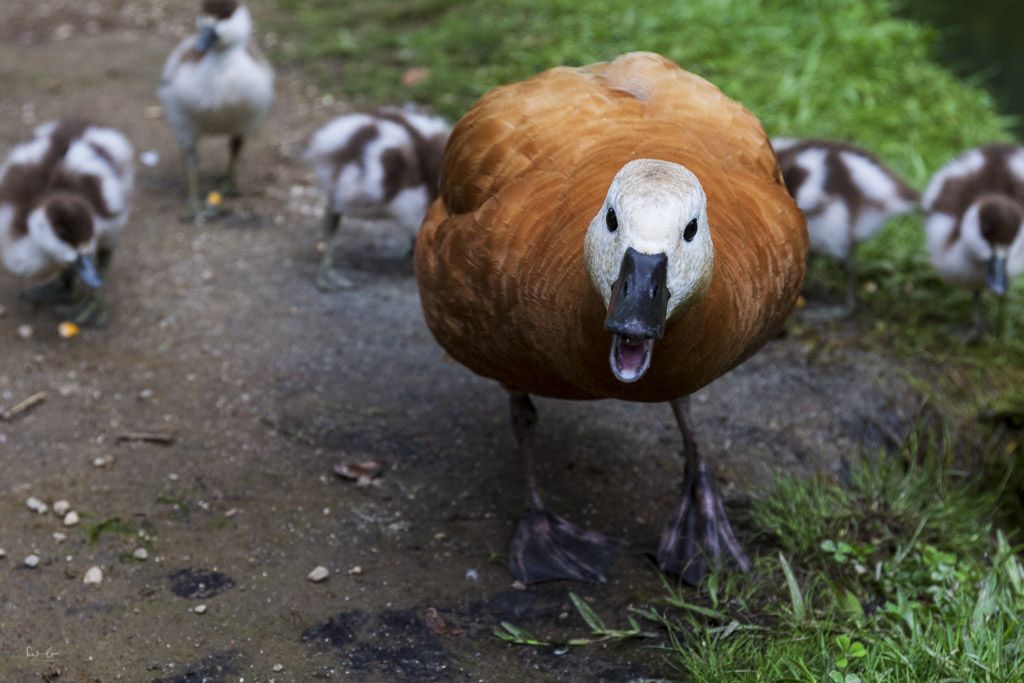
0;548;6;559
17;324;33;340
63;511;80;526
53;500;71;517
26;497;48;514
53;532;66;543
24;554;40;568
133;548;149;561
307;566;330;583
83;566;103;585
193;604;207;614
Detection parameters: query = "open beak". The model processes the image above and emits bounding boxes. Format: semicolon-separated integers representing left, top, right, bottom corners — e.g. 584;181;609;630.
74;254;102;289
604;247;669;383
195;26;218;54
987;250;1008;296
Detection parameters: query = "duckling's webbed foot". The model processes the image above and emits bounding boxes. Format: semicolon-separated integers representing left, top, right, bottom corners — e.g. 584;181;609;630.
510;510;618;584
315;208;355;291
60;291;109;328
506;392;619;584
657;397;751;584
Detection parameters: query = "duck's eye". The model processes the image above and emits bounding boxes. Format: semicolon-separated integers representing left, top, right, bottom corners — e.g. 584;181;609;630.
606;207;618;233
683;218;699;242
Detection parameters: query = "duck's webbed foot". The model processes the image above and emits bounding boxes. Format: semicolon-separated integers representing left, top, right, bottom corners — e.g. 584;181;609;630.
22;272;75;305
509;509;619;584
656;456;751;584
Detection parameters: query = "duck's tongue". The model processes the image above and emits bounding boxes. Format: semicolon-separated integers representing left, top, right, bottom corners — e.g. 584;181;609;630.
609;334;655;383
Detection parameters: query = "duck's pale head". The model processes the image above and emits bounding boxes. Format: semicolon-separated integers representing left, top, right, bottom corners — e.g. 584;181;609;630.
27;195;101;288
975;194;1023;295
195;0;251;54
584;159;714;383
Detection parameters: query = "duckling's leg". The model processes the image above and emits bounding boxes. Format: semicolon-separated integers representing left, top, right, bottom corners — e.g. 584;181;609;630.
183;145;206;221
507;392;619;584
843;251;858;314
657;397;751;584
65;289;109;328
22;269;76;305
315;207;355;291
968;291;988;344
223;135;243;196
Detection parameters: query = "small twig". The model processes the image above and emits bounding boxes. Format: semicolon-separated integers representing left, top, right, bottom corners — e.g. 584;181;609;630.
117;431;176;445
0;391;47;421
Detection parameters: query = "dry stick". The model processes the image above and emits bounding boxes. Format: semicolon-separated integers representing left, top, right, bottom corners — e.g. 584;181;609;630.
117;432;176;445
0;391;47;421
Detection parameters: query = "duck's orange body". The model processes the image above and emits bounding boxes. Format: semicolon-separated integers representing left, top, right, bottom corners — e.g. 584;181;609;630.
415;52;807;402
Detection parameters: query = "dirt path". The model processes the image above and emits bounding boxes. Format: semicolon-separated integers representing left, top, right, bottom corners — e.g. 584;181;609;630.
0;3;919;681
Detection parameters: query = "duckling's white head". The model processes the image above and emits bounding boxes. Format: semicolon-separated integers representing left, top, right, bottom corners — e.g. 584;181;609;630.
584;159;714;383
22;195;102;287
195;0;252;53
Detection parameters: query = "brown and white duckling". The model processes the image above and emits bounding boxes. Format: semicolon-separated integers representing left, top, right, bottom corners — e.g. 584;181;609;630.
923;144;1024;334
773;138;918;312
304;108;450;290
159;0;274;220
0;121;134;326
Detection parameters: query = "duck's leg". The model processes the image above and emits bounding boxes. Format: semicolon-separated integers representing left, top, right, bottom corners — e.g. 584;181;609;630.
65;289;109;328
657;396;751;584
222;135;244;197
315;207;355;291
507;392;618;584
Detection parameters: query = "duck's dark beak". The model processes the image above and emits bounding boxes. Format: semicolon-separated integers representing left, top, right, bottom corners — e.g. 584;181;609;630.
196;26;219;54
604;247;669;383
987;251;1008;296
74;254;102;289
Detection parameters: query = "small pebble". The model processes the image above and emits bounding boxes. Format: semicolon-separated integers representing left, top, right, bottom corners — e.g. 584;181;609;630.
53;500;71;517
17;324;33;340
272;664;284;673
348;565;363;576
53;532;66;543
140;150;160;166
26;497;48;514
93;455;113;467
83;566;102;585
63;511;80;526
0;548;6;559
24;554;40;568
133;548;149;561
224;508;238;518
465;568;479;582
511;580;526;591
193;604;207;614
307;566;330;583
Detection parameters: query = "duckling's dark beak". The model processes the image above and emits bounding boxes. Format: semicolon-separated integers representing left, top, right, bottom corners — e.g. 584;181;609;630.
196;26;218;54
74;254;102;289
605;247;669;383
987;251;1008;296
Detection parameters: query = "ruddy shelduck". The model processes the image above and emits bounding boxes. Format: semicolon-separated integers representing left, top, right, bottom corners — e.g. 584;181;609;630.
415;53;807;584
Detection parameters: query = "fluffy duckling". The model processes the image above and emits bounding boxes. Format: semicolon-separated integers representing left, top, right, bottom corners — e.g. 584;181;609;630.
0;120;134;326
923;144;1024;334
772;138;918;312
304;108;450;290
159;0;274;220
415;53;807;584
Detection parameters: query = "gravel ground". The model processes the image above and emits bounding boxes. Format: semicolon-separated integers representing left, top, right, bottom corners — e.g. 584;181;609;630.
0;2;920;681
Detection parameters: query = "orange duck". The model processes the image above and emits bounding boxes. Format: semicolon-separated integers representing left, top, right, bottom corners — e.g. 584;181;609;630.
415;52;807;584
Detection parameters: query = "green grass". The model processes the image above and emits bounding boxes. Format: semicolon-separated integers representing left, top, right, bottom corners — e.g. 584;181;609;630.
497;434;1023;680
645;436;1024;681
